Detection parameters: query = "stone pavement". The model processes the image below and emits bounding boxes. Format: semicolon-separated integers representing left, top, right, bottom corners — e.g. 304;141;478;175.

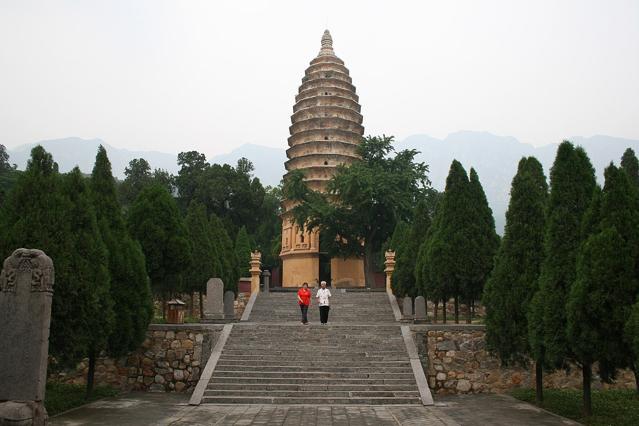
50;392;579;425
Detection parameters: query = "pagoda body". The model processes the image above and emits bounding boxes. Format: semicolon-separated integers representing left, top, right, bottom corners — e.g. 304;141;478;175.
280;30;365;288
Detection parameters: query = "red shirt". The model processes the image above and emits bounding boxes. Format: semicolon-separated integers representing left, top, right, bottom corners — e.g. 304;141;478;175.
297;288;311;306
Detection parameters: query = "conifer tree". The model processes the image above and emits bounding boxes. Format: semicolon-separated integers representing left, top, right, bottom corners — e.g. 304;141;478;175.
209;213;239;294
183;201;216;316
483;157;548;401
62;167;114;396
234;226;251;277
621;148;639;187
90;146;152;354
420;160;472;323
465;168;499;320
530;141;596;370
393;201;431;298
127;184;192;312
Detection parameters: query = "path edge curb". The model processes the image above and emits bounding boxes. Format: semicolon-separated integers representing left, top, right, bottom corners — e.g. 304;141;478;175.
189;323;233;405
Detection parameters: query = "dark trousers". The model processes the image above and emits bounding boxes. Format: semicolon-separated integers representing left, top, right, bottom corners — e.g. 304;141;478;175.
300;304;309;323
319;305;330;324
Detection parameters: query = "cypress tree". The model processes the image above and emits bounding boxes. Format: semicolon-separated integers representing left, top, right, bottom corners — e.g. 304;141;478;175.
61;167;114;396
127;184;192;313
484;158;547;360
393;201;431;298
465;168;499;321
234;226;251;277
483;157;548;401
531;141;596;370
90;146;152;355
209;213;239;294
421;160;472;323
621;148;639;187
184;201;216;316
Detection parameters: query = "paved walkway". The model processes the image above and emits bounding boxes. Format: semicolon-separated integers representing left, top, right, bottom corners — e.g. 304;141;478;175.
50;392;579;425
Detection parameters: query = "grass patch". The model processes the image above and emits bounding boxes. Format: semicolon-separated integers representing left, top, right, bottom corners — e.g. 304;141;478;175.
511;388;639;426
45;382;119;416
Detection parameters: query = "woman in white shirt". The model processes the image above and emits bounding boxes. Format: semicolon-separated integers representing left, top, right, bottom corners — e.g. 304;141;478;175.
316;280;332;324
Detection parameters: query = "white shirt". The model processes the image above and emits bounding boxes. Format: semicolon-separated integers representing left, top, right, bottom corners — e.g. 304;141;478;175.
316;288;332;306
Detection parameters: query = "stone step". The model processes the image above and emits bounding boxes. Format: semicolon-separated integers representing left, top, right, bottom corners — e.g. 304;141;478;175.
208;377;417;385
216;360;411;367
200;396;421;405
206;383;419;391
213;365;414;373
203;390;421;398
212;371;415;379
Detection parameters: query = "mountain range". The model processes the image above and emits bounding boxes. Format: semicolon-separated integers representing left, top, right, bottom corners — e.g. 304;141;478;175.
7;133;639;233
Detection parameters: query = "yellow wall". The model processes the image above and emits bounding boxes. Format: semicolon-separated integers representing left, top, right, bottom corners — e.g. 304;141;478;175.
331;257;365;287
281;254;320;287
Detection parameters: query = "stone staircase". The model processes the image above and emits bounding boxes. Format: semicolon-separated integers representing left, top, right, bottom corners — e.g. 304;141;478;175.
249;289;396;323
199;291;425;405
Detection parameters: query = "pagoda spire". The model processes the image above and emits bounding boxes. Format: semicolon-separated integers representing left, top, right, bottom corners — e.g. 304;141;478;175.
318;29;334;56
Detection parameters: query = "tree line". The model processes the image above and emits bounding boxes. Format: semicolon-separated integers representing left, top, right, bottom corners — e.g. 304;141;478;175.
483;143;639;416
0;144;280;397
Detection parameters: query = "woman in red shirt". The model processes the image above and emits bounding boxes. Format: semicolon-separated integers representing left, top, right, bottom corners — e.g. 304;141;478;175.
297;282;311;325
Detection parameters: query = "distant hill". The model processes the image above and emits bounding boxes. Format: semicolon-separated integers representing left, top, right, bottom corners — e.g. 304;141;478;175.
8;137;179;179
8;133;639;233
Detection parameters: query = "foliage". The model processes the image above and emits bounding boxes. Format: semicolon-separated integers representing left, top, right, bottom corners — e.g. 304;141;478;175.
209;212;239;294
235;226;251;277
285;135;430;286
127;184;192;298
45;382;119;416
465;168;499;305
511;388;639;426
621;148;639;187
0;147;112;372
392;201;431;298
531;141;596;369
183;201;218;297
253;185;282;268
119;158;174;208
90;146;152;356
483;157;548;365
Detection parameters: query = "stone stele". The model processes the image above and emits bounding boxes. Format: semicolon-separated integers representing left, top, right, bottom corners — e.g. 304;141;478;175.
414;295;427;323
224;291;235;320
203;278;224;320
0;248;55;426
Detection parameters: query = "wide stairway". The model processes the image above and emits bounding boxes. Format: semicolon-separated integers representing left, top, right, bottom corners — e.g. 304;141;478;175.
202;290;423;405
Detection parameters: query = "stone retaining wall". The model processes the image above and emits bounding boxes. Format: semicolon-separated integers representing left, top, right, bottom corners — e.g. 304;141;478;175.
49;324;223;392
412;325;636;395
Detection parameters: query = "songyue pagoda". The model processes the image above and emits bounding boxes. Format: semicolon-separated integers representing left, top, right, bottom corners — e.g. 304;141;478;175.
280;30;365;287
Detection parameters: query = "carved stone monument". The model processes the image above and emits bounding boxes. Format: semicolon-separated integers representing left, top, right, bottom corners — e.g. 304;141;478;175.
223;291;235;320
262;270;271;293
402;296;414;322
0;249;55;426
384;250;396;293
203;278;224;320
414;296;427;323
249;251;261;294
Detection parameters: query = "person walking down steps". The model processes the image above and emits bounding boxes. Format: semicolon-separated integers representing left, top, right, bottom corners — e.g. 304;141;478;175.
297;282;311;325
316;280;332;324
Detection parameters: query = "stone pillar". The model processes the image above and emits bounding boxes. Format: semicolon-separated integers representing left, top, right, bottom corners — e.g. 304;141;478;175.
262;270;271;293
402;296;414;322
223;291;235;320
0;249;54;426
249;251;262;294
384;250;396;293
203;278;224;320
414;295;427;323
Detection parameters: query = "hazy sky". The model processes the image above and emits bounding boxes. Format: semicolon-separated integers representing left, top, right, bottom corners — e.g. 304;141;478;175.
1;0;638;157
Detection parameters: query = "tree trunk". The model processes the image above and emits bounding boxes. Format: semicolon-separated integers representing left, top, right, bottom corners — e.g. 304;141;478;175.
454;296;459;324
442;299;447;324
471;300;475;322
535;360;543;403
199;292;204;320
582;363;592;417
363;243;376;289
86;348;96;399
466;299;472;324
162;295;166;320
190;291;195;318
433;301;438;324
